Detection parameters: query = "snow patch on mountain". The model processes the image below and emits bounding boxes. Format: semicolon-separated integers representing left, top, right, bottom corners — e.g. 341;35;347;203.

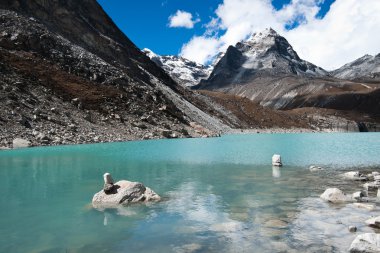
142;48;212;87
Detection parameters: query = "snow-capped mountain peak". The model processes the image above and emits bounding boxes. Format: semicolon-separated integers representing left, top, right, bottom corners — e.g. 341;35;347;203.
142;48;212;87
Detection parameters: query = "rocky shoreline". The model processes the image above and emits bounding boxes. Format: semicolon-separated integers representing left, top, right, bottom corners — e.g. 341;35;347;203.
317;169;380;252
1;126;368;150
2;125;377;150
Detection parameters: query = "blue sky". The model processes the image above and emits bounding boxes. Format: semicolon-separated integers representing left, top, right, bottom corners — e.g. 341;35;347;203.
97;0;380;70
98;0;334;56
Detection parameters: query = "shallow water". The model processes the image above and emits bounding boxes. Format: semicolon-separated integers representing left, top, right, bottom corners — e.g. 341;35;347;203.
0;133;380;253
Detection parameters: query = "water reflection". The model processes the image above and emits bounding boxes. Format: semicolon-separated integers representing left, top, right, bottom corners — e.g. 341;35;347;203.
272;166;281;178
1;134;380;252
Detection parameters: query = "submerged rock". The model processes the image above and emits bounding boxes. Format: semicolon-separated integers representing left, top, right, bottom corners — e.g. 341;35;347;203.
343;171;368;181
349;233;380;253
272;154;282;167
353;203;376;211
309;165;324;172
349;226;357;233
320;188;350;203
92;176;160;209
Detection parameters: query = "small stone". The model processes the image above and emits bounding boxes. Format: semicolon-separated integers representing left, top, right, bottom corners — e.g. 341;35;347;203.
103;173;114;184
348;226;357;232
103;183;115;194
353;191;365;201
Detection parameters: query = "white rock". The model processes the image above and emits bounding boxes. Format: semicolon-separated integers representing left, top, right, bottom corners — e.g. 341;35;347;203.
272;154;282;167
374;175;380;181
92;180;160;209
320;188;349;203
103;173;114;184
343;171;368;181
365;216;380;229
349;233;380;253
12;138;31;149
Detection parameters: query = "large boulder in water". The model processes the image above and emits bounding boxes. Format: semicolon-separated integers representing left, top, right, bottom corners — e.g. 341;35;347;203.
92;180;161;209
349;233;380;253
320;188;350;203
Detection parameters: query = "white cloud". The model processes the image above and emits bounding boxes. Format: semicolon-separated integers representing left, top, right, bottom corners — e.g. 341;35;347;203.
168;10;200;29
180;0;380;70
180;36;221;64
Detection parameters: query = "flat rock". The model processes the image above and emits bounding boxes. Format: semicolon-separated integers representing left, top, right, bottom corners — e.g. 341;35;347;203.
320;188;350;203
92;180;160;208
349;233;380;253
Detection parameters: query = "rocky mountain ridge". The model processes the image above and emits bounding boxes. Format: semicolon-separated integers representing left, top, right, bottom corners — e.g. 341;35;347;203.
188;28;380;123
0;0;231;148
142;48;212;87
194;28;328;91
332;53;380;82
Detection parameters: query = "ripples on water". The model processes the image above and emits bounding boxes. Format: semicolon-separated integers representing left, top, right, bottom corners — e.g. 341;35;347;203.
0;133;379;252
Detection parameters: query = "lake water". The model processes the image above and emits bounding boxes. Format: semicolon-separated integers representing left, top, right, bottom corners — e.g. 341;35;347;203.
1;133;380;253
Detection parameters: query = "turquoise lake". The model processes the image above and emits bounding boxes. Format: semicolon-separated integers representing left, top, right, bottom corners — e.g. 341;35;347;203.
1;133;380;253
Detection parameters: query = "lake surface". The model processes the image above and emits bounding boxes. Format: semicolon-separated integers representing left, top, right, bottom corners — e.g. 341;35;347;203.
1;133;380;253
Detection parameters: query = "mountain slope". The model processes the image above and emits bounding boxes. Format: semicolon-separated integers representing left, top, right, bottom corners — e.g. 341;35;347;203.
332;54;380;82
142;48;212;87
0;1;231;148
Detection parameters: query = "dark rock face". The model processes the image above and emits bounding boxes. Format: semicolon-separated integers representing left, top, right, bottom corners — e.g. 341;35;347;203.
0;1;229;147
0;0;177;90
